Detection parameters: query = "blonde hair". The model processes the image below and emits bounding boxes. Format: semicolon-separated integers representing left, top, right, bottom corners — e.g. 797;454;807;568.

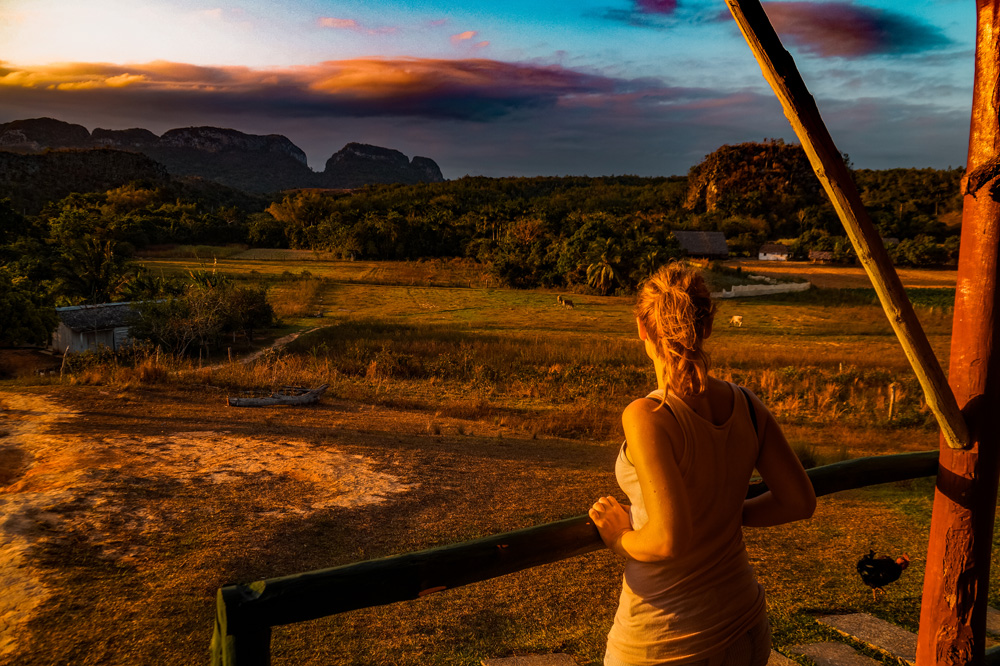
634;263;716;398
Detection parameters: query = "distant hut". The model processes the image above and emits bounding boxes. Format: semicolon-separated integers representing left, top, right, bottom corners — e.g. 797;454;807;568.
758;242;790;261
671;231;729;259
52;302;138;354
808;250;834;263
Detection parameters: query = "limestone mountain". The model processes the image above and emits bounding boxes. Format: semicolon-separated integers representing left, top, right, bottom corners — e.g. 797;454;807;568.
0;117;445;195
322;143;445;189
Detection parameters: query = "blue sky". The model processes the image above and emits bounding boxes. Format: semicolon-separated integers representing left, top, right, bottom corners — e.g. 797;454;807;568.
0;0;976;177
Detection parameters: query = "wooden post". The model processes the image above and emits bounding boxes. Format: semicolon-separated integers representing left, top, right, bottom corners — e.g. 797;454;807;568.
888;383;898;422
723;0;970;450
210;587;272;666
916;2;1000;663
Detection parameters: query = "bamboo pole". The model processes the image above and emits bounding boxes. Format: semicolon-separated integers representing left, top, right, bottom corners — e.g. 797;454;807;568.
916;2;1000;663
210;450;938;661
722;0;969;450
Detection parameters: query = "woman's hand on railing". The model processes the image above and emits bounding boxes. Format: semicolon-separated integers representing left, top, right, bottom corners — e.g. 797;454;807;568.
590;496;632;554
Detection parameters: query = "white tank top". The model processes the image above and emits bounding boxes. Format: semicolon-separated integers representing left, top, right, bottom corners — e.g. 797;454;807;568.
605;383;766;665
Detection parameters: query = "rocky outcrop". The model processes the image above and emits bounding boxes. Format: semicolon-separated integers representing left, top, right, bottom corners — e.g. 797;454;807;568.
158;127;308;165
321;143;444;188
91;127;159;149
0;117;445;194
410;156;445;183
0;118;92;151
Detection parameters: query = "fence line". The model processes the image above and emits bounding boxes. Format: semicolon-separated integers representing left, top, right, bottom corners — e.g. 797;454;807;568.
210;450;939;666
711;281;812;299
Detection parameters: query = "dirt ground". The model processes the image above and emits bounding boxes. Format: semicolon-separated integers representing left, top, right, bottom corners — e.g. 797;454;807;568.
0;386;435;664
0;381;950;666
0;384;624;665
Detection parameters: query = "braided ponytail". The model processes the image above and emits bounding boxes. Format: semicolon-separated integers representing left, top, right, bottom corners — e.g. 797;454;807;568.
634;263;716;399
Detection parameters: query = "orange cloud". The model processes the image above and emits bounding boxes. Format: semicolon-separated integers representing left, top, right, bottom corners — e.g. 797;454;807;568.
318;17;360;29
451;30;477;43
0;64;151;90
0;58;676;121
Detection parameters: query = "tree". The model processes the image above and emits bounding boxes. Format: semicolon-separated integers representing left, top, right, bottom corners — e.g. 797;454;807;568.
46;201;139;304
222;284;274;341
586;239;622;295
0;268;58;346
131;280;274;354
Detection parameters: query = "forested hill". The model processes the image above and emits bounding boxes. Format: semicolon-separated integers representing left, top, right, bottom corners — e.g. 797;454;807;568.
0;140;965;318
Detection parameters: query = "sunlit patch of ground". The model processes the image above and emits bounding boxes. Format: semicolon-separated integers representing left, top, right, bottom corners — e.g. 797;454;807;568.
0;390;414;661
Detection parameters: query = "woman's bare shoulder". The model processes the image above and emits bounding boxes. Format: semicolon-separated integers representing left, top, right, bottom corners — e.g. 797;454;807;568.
622;395;681;437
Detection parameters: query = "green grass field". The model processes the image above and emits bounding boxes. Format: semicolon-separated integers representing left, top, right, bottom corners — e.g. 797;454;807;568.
5;255;989;666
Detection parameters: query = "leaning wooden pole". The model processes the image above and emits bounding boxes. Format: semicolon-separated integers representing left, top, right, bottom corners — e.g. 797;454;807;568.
723;0;970;451
916;2;1000;664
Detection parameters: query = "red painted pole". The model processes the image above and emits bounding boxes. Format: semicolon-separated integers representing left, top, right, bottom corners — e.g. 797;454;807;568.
916;2;1000;664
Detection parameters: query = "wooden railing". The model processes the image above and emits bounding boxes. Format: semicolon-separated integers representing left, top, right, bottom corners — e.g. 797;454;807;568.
210;450;939;666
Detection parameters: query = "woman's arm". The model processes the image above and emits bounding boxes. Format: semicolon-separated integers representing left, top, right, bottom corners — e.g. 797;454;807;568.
741;390;816;527
590;398;693;562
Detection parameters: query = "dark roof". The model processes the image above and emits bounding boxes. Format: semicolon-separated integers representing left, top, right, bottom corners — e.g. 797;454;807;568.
672;231;729;257
759;243;790;255
809;250;834;260
56;302;138;331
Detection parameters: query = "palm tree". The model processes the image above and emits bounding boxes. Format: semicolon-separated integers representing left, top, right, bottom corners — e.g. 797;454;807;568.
638;250;662;279
587;239;621;296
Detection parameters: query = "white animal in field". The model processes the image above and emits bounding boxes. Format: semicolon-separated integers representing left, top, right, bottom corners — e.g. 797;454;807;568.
729;315;743;327
557;295;564;305
562;298;575;309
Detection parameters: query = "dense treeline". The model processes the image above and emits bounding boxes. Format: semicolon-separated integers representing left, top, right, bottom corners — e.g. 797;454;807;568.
0;141;965;345
0;188;273;348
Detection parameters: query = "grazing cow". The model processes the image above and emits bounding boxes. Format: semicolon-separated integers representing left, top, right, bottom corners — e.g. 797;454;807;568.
563;298;575;309
729;315;743;327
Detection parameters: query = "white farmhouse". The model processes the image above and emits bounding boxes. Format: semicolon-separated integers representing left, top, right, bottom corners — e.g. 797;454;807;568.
52;302;138;354
758;243;790;261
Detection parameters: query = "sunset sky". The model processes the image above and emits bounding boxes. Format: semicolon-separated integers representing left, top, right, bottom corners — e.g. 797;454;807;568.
0;0;977;178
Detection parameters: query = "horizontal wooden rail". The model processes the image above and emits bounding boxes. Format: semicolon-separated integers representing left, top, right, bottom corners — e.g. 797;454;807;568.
724;0;969;451
211;450;940;666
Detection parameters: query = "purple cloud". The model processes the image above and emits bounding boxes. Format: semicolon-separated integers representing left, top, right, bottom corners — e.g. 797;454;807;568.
0;58;700;123
762;2;951;58
635;0;677;14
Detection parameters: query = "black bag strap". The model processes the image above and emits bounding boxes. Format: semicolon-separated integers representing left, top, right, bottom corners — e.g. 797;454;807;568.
738;386;759;436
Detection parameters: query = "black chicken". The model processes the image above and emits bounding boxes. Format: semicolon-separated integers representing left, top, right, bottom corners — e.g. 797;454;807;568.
857;549;909;600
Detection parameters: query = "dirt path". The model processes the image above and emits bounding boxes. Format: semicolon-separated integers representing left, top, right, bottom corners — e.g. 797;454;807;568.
0;389;416;661
0;393;82;658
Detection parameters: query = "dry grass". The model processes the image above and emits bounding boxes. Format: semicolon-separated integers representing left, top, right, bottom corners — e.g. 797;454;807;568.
269;279;325;318
134;244;248;259
727;260;957;289
1;384;965;666
2;269;975;666
138;255;495;288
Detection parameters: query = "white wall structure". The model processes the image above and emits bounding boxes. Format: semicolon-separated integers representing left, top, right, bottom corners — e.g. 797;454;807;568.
711;281;811;299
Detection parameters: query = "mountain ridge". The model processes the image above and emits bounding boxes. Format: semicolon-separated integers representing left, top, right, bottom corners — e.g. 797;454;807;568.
0;117;444;194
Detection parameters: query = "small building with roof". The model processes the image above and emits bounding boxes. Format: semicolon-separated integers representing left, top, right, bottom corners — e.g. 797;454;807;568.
52;302;138;354
671;231;729;259
758;242;790;261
